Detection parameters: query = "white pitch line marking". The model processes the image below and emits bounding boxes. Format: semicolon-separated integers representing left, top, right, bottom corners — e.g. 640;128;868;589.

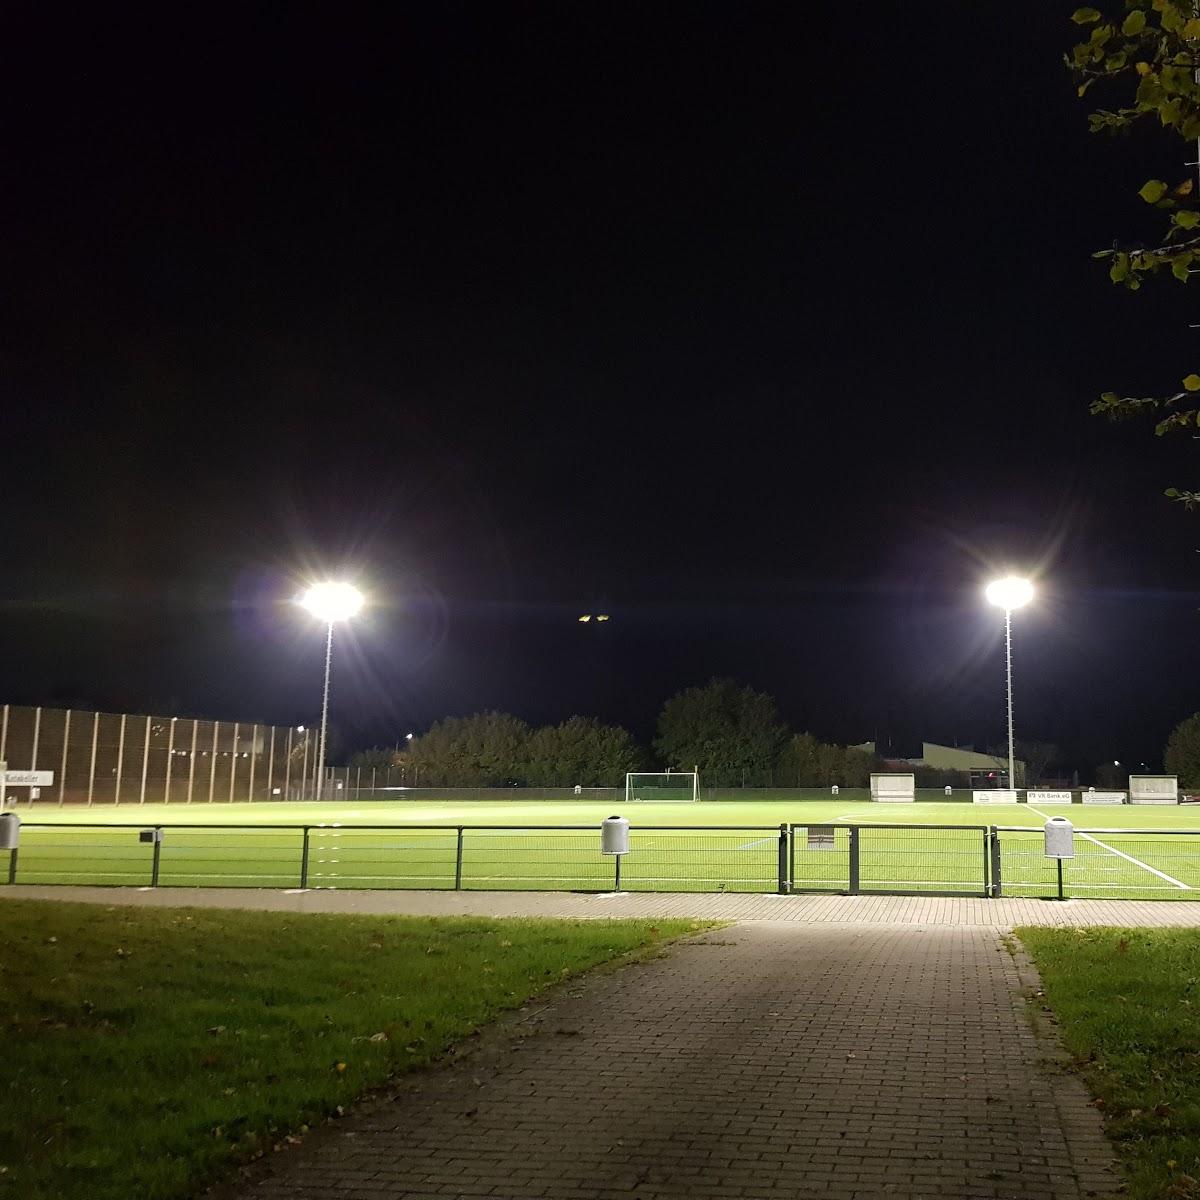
1026;805;1190;890
736;837;776;850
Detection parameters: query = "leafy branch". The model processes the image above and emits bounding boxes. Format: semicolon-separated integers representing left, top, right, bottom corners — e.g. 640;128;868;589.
1069;0;1200;504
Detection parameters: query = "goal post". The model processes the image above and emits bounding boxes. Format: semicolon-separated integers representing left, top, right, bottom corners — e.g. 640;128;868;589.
870;773;915;803
626;771;699;803
1128;775;1179;805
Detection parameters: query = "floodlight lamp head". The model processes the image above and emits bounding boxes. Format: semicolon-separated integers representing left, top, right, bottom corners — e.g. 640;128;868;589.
298;581;364;623
985;576;1034;611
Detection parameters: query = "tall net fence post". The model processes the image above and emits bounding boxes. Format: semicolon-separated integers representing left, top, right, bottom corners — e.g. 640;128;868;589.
848;826;861;894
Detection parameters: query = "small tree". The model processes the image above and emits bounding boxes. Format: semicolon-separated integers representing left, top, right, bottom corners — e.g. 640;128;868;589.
524;717;645;787
406;712;530;786
778;733;823;786
1095;761;1130;789
654;679;788;787
348;747;397;772
1165;712;1200;786
1014;741;1061;788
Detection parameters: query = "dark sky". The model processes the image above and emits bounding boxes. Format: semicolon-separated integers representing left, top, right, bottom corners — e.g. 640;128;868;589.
2;4;1197;769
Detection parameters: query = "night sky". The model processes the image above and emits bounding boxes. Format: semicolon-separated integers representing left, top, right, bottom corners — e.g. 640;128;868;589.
2;5;1198;769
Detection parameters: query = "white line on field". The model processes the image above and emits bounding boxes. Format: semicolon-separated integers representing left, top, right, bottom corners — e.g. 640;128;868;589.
1026;805;1190;890
736;837;776;850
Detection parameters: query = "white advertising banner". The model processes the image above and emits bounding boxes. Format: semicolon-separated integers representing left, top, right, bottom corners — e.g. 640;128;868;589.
1027;791;1073;805
972;790;1019;804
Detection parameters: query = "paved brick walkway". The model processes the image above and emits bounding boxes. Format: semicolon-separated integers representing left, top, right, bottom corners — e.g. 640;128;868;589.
7;883;1200;927
221;923;1119;1200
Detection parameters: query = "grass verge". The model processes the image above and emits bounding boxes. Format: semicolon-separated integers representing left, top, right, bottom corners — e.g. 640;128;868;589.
1018;926;1200;1200
0;899;701;1200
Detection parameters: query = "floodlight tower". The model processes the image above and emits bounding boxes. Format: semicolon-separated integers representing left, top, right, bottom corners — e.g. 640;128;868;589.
298;582;364;801
984;576;1034;792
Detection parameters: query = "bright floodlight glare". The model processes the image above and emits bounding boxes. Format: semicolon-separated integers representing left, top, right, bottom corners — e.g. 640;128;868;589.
984;576;1034;610
299;581;364;623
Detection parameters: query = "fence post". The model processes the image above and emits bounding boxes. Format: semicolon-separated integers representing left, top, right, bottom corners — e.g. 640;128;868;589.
848;826;860;895
300;826;310;888
454;827;464;890
7;848;16;885
777;824;789;894
150;829;162;887
989;827;1003;897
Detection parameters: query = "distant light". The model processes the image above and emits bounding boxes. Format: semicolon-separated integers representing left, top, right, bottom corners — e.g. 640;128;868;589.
296;725;306;733
578;614;592;622
596;614;610;622
405;732;414;741
298;581;364;623
985;577;1034;610
1114;760;1121;766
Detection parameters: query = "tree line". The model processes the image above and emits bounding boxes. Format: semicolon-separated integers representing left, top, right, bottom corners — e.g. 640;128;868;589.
348;678;886;789
348;688;1200;790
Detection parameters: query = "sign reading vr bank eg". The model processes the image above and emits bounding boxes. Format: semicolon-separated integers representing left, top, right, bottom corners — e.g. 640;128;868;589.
3;770;53;786
1026;791;1073;804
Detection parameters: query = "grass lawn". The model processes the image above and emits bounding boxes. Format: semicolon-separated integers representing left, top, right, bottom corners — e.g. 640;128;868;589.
9;798;1200;897
0;900;700;1200
1018;927;1200;1199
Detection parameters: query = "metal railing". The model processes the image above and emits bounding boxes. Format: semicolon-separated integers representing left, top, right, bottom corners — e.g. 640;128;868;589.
6;821;1200;900
3;822;786;894
788;823;992;897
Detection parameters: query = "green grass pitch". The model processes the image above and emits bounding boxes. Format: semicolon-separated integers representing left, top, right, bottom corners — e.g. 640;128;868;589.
8;797;1200;899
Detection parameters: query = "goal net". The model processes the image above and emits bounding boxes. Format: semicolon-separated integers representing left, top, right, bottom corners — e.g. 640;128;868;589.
626;771;699;803
1128;775;1179;805
870;773;915;803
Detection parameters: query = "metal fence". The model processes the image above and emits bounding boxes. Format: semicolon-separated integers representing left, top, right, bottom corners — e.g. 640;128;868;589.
4;823;785;893
6;820;1200;900
0;704;322;804
789;823;991;897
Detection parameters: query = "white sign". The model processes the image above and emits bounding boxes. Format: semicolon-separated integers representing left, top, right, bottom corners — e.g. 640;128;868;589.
1028;790;1073;805
3;770;53;787
1083;791;1125;804
972;790;1018;804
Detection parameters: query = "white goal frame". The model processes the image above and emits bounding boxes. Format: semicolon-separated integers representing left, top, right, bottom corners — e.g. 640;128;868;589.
870;773;915;803
1128;774;1179;805
625;771;699;803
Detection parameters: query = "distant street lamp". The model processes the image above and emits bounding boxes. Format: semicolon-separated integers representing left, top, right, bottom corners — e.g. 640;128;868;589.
985;576;1034;792
298;582;364;801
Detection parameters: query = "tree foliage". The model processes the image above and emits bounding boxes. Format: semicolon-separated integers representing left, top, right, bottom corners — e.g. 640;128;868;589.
1069;2;1200;504
1165;711;1200;785
347;746;398;772
406;712;531;787
524;717;645;787
653;678;789;787
777;733;877;787
1014;740;1062;788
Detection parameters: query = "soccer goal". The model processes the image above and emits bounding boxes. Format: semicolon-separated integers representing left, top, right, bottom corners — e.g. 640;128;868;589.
870;773;915;803
1128;775;1179;805
626;771;699;803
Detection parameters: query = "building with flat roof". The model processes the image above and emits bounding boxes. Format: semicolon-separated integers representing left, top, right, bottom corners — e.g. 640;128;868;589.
853;740;1024;788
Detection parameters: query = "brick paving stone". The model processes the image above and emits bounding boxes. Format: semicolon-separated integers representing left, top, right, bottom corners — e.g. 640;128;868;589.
214;923;1124;1200
8;882;1200;928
